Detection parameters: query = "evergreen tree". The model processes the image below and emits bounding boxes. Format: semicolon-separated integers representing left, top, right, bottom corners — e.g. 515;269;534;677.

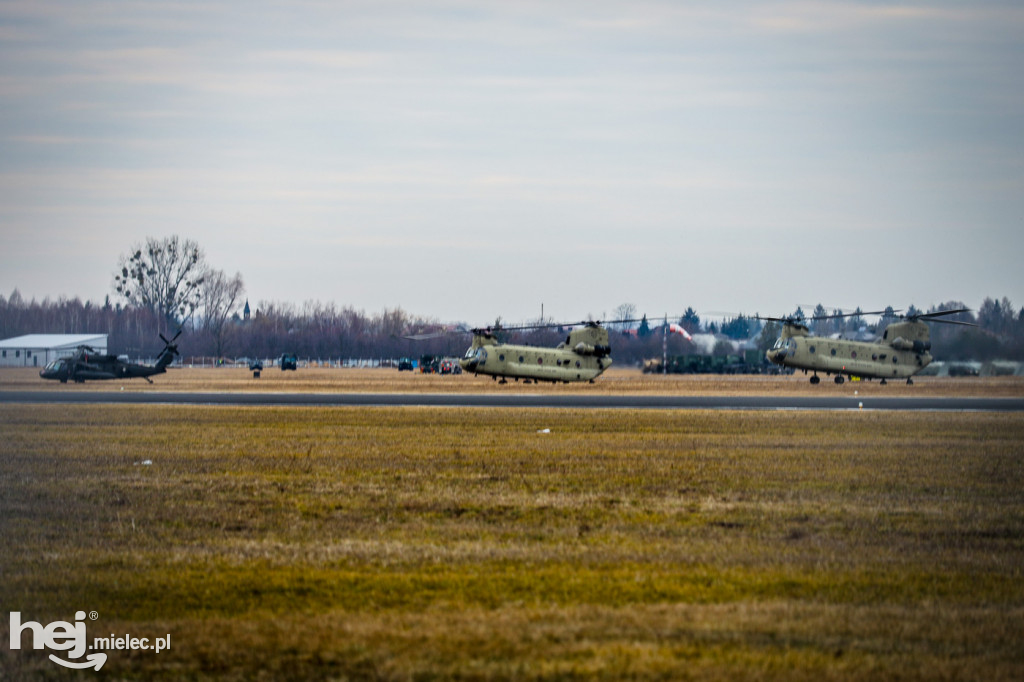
637;315;651;338
679;307;700;332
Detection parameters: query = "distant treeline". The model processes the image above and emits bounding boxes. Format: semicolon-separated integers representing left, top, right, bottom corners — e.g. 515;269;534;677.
1;290;1022;364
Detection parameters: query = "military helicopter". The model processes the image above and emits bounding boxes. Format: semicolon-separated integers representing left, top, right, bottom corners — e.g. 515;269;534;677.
761;308;975;384
39;330;181;384
406;319;636;384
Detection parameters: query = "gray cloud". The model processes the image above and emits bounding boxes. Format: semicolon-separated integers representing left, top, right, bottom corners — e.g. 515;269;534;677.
1;1;1022;321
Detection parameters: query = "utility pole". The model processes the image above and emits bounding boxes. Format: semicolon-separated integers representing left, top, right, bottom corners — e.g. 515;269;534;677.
663;314;668;375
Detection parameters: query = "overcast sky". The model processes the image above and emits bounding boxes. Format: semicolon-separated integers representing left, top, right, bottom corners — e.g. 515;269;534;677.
2;1;1022;325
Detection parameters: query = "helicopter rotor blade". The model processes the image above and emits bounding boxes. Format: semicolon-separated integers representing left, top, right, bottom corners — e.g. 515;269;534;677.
157;327;184;356
753;314;810;327
917;317;978;327
755;308;892;323
402;332;450;341
159;328;184;346
909;308;972;320
404;317;653;341
899;308;976;326
811;309;892;321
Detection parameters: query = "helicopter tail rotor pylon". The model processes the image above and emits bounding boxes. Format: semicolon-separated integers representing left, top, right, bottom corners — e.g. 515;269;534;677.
155;328;183;371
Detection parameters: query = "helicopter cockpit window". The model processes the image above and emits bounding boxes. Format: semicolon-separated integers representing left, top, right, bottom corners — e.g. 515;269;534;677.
45;360;64;372
773;338;785;350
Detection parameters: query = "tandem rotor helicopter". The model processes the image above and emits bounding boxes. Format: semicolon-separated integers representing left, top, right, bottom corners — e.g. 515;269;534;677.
761;308;976;385
39;330;181;384
406;319;642;384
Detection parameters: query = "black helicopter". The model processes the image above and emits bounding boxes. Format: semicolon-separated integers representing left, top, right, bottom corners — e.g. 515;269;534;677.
39;330;181;384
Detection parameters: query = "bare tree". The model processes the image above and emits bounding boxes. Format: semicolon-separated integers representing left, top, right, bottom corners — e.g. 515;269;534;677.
611;303;638;330
200;269;245;358
113;236;207;328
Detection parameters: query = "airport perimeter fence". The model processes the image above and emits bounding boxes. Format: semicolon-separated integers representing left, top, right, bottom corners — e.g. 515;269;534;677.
118;356;1024;377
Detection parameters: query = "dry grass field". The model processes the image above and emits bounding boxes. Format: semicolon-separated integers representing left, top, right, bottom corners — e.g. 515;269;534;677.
3;365;1024;397
1;401;1022;680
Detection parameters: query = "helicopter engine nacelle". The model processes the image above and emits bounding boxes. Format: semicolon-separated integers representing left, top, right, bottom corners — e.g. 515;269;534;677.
573;342;611;357
891;337;931;353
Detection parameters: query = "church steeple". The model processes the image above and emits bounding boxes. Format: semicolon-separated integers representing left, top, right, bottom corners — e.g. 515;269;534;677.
243;299;251;321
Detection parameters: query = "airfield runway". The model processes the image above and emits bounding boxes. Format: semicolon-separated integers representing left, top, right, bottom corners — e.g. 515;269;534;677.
2;390;1023;411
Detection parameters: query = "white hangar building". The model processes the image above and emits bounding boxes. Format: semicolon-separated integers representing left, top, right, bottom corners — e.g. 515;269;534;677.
0;334;108;368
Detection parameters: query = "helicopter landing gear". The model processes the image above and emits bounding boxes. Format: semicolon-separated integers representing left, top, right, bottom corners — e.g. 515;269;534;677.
498;378;507;384
880;378;887;385
810;374;820;385
906;378;913;385
834;375;845;385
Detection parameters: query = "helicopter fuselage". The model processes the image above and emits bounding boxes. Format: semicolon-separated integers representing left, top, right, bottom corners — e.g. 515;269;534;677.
766;321;933;382
39;342;178;384
460;325;613;383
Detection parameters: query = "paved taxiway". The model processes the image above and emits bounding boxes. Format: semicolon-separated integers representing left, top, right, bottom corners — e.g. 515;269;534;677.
2;391;1023;411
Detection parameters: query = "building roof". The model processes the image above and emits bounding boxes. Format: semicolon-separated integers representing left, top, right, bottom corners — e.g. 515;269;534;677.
0;334;107;350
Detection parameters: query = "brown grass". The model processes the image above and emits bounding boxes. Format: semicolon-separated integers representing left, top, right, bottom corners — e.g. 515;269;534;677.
3;365;1023;396
1;405;1022;680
